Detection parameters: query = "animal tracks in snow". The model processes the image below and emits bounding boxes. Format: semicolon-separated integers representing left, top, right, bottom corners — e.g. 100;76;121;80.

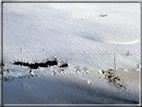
3;73;39;82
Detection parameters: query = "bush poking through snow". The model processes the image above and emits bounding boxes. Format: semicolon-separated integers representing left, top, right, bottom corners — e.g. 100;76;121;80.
99;69;126;90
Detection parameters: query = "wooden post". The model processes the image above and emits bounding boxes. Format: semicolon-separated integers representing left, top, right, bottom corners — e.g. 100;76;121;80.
114;53;116;70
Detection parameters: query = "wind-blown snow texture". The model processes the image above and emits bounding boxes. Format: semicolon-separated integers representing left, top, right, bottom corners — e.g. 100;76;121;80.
2;3;140;104
3;3;140;70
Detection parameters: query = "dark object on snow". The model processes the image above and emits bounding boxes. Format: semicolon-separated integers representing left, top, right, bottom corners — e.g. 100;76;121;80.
0;63;4;67
125;50;129;56
13;60;58;69
99;14;108;17
60;63;68;67
14;62;38;69
46;61;58;66
54;72;56;76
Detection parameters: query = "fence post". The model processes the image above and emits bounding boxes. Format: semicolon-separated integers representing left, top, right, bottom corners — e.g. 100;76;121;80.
114;53;116;70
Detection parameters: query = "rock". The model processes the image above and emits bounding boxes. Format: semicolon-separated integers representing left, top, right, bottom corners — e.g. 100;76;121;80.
99;69;104;74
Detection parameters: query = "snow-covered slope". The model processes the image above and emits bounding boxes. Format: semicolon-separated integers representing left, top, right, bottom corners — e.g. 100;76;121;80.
3;3;140;70
2;3;140;104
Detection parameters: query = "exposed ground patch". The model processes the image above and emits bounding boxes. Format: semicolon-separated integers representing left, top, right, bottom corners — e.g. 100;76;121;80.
13;60;58;69
60;63;68;67
13;59;69;69
3;59;69;82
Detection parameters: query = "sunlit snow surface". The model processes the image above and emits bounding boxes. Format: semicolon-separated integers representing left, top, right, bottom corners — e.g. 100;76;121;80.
3;3;140;70
3;3;140;104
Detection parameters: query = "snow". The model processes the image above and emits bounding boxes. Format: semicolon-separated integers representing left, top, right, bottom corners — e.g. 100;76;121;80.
2;2;141;105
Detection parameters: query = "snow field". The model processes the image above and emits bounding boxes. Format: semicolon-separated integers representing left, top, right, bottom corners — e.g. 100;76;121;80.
3;3;140;70
2;3;140;104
